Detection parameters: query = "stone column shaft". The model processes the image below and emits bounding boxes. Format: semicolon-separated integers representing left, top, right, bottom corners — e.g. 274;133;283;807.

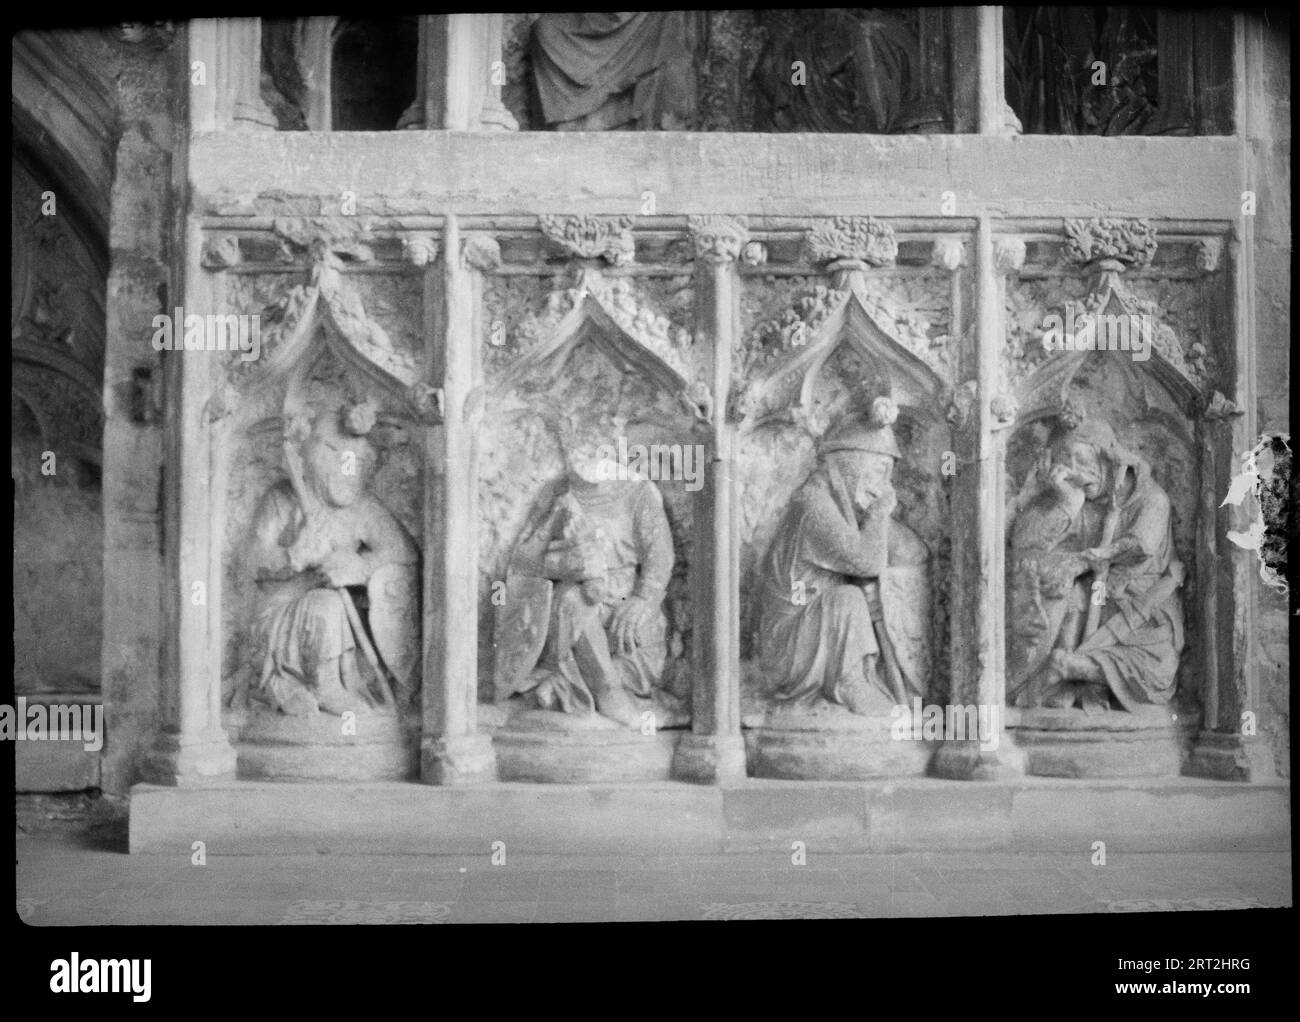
404;14;517;131
189;18;276;132
143;216;237;785
421;215;494;783
674;224;747;782
932;219;1025;779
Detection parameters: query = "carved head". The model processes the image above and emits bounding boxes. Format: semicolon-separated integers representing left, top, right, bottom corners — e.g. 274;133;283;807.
818;395;901;509
300;404;377;508
1047;416;1120;502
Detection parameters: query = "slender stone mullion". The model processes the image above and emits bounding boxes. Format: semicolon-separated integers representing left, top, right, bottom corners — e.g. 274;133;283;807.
1188;13;1267;781
143;216;237;785
404;15;517;131
932;219;1025;779
421;214;495;783
673;220;748;782
975;7;1006;135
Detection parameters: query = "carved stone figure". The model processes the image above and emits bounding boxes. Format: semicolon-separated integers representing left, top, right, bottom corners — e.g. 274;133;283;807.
756;397;929;716
248;401;418;717
530;13;702;130
752;9;929;133
495;439;675;726
1007;412;1185;713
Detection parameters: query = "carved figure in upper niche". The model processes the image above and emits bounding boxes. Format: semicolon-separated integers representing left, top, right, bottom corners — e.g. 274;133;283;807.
495;438;676;726
248;401;418;717
1007;413;1184;712
752;9;928;133
756;397;930;716
530;13;702;130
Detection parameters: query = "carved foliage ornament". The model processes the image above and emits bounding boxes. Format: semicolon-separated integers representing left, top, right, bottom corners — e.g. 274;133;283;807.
1063;218;1157;269
806;216;898;267
539;214;635;265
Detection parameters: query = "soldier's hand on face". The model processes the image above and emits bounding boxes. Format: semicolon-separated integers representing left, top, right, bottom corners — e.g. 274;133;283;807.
609;596;649;655
320;550;368;588
864;487;896;519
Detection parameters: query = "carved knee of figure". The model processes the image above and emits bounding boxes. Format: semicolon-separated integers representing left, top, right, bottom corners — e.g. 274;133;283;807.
840;655;894;716
312;656;357;716
553;583;607;652
572;633;639;726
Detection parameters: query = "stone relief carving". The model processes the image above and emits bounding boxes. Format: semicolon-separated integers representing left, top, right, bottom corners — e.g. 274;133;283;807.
1006;404;1185;713
735;228;952;427
506;265;694;383
246;395;419;717
1005;7;1168;136
1062;217;1157;269
538;214;636;265
217;223;421;393
751;9;935;133
1194;238;1223;275
1003;219;1214;397
806;216;900;268
755;395;931;718
12;158;106;402
494;424;681;728
688;214;750;264
478;262;700;718
530;13;703;131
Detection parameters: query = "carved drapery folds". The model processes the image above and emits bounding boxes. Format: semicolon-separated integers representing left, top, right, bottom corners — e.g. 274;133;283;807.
1000;216;1231;777
180;208;1238;784
197;220;430;779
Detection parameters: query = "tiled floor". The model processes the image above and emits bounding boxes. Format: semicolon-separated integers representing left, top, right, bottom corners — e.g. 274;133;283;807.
16;833;1290;925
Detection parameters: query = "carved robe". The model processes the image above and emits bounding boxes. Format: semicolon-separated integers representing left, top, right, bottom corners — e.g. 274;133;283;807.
531;13;701;130
249;482;417;707
500;477;674;716
1008;459;1185;708
757;460;926;711
1070;464;1185;707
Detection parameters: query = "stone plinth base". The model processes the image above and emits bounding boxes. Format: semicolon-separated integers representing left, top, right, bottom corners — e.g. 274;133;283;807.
1013;705;1184;778
493;710;681;783
753;707;933;780
232;708;419;782
16;736;102;792
128;777;1291;855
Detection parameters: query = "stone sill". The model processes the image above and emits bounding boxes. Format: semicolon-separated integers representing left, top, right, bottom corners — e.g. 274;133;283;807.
129;777;1290;856
190;132;1245;221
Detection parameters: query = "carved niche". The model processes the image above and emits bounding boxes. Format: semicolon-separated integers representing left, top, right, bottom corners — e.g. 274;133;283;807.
1002;217;1227;776
735;218;959;723
479;217;708;732
210;225;428;779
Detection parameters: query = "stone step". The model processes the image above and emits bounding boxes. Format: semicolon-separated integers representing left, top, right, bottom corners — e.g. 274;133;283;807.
129;778;1290;856
16;734;102;792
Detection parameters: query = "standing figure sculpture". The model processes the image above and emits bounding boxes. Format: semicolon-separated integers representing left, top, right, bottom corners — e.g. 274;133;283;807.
756;397;929;716
1007;412;1185;713
495;440;676;726
530;12;702;130
248;401;418;717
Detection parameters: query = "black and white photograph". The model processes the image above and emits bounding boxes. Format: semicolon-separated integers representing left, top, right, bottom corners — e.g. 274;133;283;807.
9;6;1290;1003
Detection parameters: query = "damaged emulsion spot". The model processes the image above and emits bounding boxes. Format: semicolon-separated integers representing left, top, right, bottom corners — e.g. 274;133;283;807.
1220;433;1292;597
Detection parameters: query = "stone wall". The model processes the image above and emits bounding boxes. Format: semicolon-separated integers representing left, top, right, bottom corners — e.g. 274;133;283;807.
10;13;1290;792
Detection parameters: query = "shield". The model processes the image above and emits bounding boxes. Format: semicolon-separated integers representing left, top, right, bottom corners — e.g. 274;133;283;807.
493;574;554;703
877;562;932;701
367;563;420;696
